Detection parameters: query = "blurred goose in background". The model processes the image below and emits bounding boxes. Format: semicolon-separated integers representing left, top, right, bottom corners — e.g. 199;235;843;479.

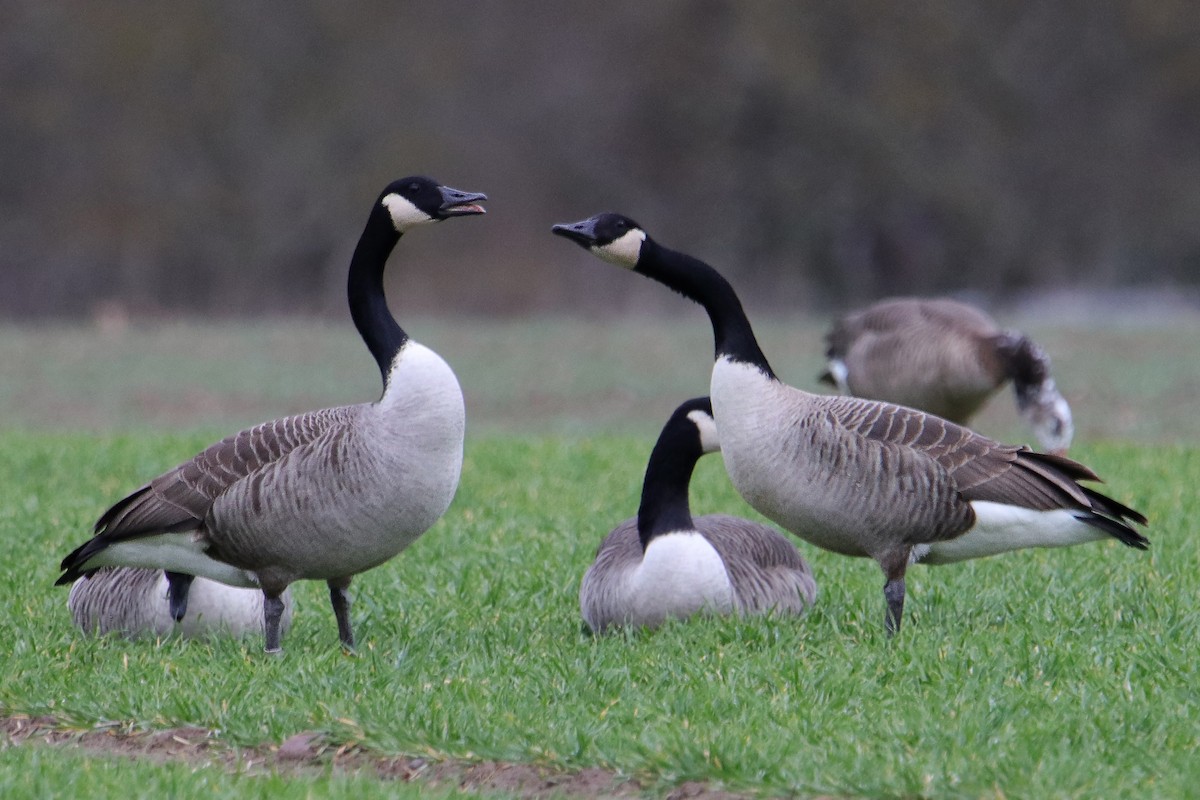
57;176;486;653
70;567;295;640
819;297;1074;455
553;213;1147;635
580;397;817;633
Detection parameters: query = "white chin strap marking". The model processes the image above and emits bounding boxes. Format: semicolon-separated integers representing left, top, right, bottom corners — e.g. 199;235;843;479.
593;228;646;268
382;193;435;232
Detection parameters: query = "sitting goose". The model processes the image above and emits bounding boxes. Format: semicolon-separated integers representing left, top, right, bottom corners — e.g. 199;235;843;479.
57;176;486;653
69;567;295;640
581;396;817;633
820;297;1074;455
552;213;1147;635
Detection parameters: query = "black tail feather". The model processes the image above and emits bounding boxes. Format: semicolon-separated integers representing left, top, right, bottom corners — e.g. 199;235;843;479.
94;485;152;534
1075;511;1150;550
56;537;111;586
1082;486;1149;526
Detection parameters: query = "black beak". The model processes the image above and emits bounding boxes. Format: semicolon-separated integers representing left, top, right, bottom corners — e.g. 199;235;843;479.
438;185;488;217
551;218;600;248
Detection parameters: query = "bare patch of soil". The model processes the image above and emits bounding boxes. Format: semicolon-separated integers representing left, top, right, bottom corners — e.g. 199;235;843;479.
1;714;776;800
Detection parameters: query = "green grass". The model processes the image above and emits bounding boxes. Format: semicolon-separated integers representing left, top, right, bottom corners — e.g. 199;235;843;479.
2;316;1197;797
4;313;1200;441
0;742;477;800
1;426;1195;798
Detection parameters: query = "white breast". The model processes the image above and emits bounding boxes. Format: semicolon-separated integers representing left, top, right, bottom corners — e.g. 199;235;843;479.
602;531;735;630
710;359;855;550
371;341;467;536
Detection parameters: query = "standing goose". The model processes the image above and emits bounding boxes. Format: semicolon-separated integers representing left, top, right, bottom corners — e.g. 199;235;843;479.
820;297;1074;455
552;213;1147;635
69;567;295;640
581;397;817;634
57;176;486;653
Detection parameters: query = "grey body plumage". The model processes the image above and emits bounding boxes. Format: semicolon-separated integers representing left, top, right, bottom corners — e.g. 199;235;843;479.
580;397;816;633
820;297;1074;454
58;176;486;653
553;212;1147;635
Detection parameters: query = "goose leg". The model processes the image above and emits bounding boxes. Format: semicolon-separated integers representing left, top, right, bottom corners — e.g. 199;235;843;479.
263;591;287;654
165;571;195;622
328;577;354;651
883;577;906;635
880;549;911;636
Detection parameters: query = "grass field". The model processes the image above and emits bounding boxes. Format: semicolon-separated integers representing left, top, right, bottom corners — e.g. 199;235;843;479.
2;317;1198;798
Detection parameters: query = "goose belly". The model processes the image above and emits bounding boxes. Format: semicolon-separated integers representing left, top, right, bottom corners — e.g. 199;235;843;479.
917;502;1107;564
209;438;462;579
710;358;968;558
209;393;464;579
711;363;866;554
79;534;259;587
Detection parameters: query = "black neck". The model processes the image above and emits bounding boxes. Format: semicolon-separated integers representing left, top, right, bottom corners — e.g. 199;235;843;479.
637;239;775;378
1001;334;1048;387
348;204;409;386
636;412;705;550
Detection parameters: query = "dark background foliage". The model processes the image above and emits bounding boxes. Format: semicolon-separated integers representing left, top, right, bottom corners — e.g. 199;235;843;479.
4;1;1199;319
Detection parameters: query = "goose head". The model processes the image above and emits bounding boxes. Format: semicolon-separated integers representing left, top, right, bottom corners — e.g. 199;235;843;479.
381;176;487;233
1016;380;1074;455
552;213;647;268
996;331;1074;455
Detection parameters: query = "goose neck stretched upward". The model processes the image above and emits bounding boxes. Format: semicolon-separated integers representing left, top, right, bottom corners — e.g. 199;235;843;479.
638;239;775;379
348;203;408;387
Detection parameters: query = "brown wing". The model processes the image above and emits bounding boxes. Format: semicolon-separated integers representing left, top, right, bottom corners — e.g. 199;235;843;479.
695;514;816;614
821;394;1139;518
94;406;358;540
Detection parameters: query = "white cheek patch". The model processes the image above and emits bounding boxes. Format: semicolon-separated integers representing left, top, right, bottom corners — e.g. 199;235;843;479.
592;228;646;268
382;193;434;232
687;409;721;454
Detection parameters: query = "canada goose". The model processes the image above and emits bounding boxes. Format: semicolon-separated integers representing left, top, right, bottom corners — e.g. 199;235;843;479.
581;397;817;633
57;176;486;653
552;213;1147;635
820;297;1074;455
69;567;295;640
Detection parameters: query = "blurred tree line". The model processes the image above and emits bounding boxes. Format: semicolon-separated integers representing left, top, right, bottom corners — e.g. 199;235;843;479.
2;1;1198;320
